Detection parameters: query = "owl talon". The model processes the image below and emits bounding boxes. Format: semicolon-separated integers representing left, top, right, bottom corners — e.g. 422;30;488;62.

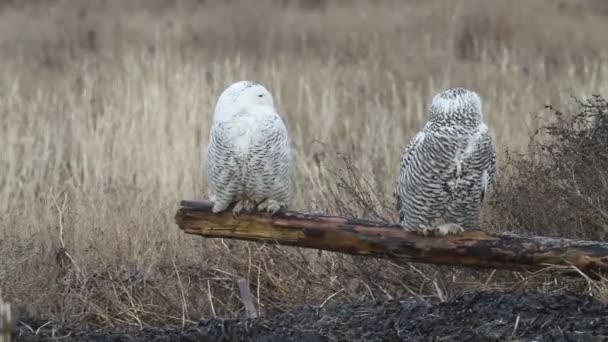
400;224;432;236
232;199;255;216
409;223;463;236
269;205;287;218
232;203;243;218
257;199;286;215
436;223;464;236
418;224;435;236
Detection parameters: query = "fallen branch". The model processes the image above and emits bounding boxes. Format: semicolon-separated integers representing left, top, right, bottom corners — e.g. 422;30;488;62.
175;200;608;278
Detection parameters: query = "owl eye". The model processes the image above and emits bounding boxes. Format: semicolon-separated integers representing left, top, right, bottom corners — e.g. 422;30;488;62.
258;94;264;98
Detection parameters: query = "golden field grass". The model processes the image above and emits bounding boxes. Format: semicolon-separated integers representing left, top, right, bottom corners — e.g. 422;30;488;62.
1;0;608;328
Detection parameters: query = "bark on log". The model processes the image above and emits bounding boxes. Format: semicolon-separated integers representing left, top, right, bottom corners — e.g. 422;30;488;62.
175;200;608;278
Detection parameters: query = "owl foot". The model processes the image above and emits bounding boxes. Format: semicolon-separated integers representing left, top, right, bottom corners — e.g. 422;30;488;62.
435;223;465;236
232;199;255;217
257;199;286;215
411;223;464;236
416;224;436;237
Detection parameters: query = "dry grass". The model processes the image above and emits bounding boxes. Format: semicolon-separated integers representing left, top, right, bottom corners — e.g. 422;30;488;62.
1;0;608;328
492;95;608;240
0;290;14;341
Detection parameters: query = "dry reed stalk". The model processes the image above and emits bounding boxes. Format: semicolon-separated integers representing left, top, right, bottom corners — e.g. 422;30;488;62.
0;292;14;342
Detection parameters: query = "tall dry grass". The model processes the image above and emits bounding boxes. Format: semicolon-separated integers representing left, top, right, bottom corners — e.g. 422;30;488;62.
1;0;608;328
0;290;14;341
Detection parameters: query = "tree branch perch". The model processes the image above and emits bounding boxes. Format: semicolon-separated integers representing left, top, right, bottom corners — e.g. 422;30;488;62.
175;200;608;278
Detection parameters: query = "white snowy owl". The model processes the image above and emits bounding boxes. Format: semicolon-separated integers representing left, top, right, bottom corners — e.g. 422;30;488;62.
395;87;496;235
202;81;292;215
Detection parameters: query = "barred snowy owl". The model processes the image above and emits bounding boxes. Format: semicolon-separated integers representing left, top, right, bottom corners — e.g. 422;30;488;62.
395;87;496;235
202;81;292;215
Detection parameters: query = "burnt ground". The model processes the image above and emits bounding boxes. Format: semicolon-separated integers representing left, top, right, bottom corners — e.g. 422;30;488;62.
14;289;608;342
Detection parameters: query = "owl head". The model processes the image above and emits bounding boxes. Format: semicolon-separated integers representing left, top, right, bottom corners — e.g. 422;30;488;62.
429;87;483;123
213;81;275;121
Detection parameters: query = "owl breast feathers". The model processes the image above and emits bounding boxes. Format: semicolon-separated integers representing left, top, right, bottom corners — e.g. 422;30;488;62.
395;87;496;235
202;81;292;215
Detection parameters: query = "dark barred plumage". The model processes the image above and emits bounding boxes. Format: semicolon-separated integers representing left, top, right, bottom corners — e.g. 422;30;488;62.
202;81;292;214
395;87;496;234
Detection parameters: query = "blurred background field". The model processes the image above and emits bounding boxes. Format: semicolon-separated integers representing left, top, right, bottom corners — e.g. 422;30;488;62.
0;0;607;328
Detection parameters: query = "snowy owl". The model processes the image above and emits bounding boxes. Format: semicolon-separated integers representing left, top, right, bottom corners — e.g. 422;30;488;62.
395;87;496;235
202;81;292;215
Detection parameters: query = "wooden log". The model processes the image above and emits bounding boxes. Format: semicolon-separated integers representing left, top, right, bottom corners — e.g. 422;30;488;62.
175;200;608;278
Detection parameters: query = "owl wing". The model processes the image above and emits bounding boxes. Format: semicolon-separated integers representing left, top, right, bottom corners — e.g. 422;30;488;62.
202;120;242;210
394;131;426;219
246;110;292;202
475;124;496;202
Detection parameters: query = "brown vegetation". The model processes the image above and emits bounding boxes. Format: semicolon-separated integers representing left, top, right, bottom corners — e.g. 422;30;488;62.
1;0;608;329
492;95;608;240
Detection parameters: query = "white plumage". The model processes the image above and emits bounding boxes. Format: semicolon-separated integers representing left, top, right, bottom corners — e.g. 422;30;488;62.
395;87;496;235
202;81;292;214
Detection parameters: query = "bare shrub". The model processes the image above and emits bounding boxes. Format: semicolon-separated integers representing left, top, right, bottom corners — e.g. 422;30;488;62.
326;153;395;222
491;95;608;240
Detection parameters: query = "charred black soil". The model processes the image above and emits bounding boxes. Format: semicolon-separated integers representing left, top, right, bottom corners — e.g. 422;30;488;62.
14;289;608;342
